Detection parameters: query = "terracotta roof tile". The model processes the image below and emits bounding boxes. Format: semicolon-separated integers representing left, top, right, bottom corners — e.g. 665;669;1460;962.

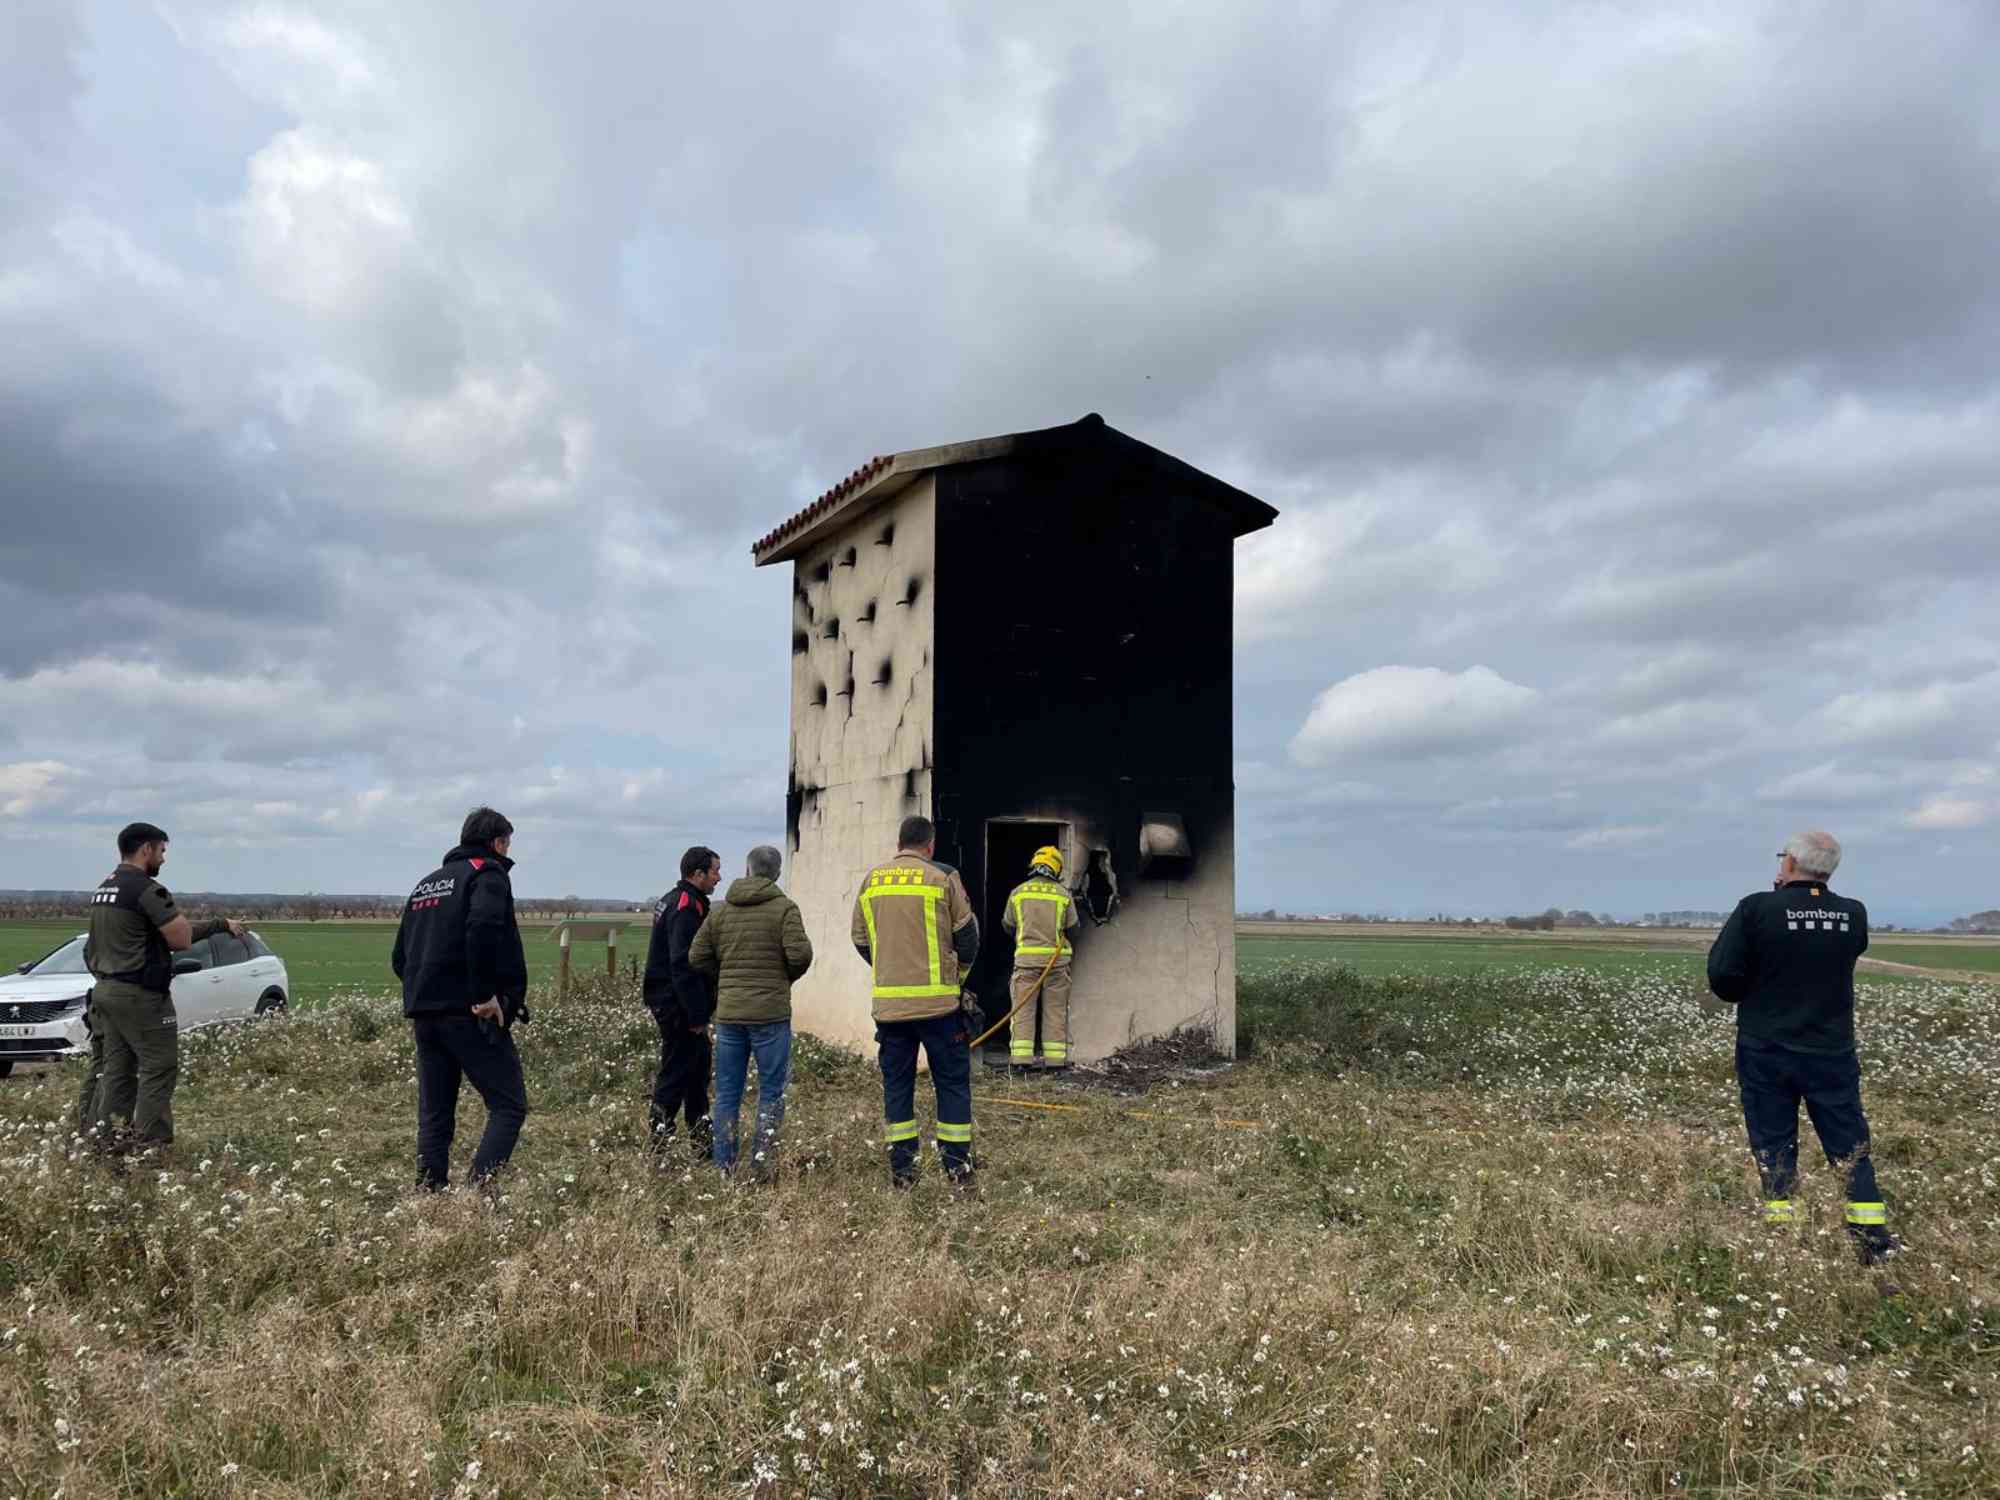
752;454;892;556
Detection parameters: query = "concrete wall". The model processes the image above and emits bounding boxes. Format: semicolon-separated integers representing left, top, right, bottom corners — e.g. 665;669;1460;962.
784;477;936;1051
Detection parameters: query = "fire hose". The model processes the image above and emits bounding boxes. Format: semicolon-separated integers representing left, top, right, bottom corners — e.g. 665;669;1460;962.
965;944;1061;1052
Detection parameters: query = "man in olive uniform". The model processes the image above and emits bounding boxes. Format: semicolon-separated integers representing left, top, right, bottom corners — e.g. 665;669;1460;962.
999;845;1079;1069
851;815;979;1187
83;822;246;1150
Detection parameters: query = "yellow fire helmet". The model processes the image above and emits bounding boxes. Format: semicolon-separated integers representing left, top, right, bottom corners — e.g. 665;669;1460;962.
1030;845;1065;879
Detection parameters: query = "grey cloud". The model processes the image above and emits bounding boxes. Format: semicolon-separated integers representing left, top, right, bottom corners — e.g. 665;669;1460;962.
4;1;1999;923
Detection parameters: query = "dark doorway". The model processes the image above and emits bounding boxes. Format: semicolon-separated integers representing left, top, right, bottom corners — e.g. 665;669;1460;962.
971;819;1067;1054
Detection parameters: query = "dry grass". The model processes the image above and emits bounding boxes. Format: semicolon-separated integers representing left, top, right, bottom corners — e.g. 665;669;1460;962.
0;963;1995;1498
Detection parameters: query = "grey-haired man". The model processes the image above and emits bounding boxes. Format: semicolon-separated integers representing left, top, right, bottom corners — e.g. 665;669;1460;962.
1707;831;1894;1264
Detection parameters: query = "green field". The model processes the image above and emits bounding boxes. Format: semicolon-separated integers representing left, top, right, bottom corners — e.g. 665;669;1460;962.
1862;940;2000;975
0;917;640;1008
7;918;1994;1007
1236;930;1707;978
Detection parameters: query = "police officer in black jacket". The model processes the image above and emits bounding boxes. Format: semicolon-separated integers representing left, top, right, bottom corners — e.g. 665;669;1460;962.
1707;829;1894;1263
391;807;531;1190
642;845;721;1152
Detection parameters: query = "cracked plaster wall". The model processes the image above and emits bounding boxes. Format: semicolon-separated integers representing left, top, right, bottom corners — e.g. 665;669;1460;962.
785;475;936;1051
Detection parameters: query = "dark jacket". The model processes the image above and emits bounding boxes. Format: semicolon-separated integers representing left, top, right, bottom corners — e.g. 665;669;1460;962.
643;879;715;1024
1707;878;1868;1055
85;863;179;992
392;843;530;1024
688;876;813;1025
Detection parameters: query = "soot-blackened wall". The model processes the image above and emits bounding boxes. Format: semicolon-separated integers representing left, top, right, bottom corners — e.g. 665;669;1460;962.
931;443;1241;1056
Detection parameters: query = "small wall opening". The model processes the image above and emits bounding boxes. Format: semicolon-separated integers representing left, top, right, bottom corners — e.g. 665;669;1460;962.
1080;848;1119;924
839;546;857;568
873;656;893;685
1138;811;1192;879
811;560;831;584
791;630;809;655
897;576;923;607
823;617;840;639
876;521;895;547
859;600;877;625
811;683;827;708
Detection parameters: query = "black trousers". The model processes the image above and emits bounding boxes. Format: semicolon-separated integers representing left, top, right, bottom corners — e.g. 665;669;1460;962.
413;1015;528;1189
877;1012;974;1179
1736;1035;1881;1205
648;1004;712;1141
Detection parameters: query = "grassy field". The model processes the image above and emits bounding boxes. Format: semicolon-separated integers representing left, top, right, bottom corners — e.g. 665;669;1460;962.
1235;923;2000;980
8;918;1994;1010
1;945;1996;1495
0;917;640;1010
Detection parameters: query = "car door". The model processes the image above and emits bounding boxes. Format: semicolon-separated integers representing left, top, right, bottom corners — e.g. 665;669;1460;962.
243;932;285;1002
205;932;258;1020
168;938;220;1026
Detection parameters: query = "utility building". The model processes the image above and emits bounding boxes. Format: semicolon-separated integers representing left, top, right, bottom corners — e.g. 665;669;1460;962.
751;414;1277;1062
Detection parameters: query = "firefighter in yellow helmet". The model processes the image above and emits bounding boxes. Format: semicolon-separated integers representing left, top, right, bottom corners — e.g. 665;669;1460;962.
1000;844;1079;1068
850;814;980;1187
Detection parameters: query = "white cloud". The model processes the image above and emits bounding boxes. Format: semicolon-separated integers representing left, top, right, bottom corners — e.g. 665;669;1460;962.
0;761;78;817
1290;665;1540;766
1564;824;1667;851
1905;796;1994;831
238;130;412;317
1234;499;1374;642
1818;676;1994;749
1758;761;1899;805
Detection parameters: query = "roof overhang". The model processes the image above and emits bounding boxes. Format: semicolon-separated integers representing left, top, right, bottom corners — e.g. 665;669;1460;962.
751;414;1276;567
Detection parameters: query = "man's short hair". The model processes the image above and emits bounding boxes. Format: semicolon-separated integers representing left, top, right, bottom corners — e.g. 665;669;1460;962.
746;844;782;879
1784;830;1842;879
897;815;936;850
117;822;169;858
681;845;721;880
461;806;515;848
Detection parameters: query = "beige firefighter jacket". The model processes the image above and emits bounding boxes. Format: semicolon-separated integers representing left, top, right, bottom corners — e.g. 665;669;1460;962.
852;852;978;1022
1001;876;1077;962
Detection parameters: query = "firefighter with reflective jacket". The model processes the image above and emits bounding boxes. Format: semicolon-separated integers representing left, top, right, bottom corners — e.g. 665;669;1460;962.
1001;846;1079;1068
851;814;979;1187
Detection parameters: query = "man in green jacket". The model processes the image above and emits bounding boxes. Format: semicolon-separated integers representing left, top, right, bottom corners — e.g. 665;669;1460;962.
689;845;813;1178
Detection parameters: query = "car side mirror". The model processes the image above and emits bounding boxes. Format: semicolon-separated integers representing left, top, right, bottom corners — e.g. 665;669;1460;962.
171;958;203;976
14;963;28;975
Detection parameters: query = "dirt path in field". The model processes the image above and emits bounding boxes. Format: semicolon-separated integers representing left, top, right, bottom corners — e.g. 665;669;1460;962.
1857;955;1992;984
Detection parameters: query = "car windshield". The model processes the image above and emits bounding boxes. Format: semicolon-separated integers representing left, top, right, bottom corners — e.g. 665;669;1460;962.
24;936;90;976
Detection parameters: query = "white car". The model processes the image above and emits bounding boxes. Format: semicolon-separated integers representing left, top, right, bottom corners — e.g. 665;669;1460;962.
0;930;291;1077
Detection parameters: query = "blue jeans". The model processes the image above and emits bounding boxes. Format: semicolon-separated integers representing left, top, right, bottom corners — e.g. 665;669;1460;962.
712;1021;791;1172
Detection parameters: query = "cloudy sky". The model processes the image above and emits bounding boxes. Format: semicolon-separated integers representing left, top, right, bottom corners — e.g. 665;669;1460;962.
4;1;1996;923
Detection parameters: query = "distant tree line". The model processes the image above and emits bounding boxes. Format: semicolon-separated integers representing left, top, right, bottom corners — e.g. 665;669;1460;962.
0;891;632;922
1951;909;2000;933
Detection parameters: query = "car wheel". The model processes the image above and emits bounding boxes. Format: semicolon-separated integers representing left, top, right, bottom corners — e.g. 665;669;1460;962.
0;1059;13;1078
255;989;288;1016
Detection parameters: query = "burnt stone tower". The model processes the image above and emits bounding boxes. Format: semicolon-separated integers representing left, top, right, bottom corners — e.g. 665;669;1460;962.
752;414;1277;1061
